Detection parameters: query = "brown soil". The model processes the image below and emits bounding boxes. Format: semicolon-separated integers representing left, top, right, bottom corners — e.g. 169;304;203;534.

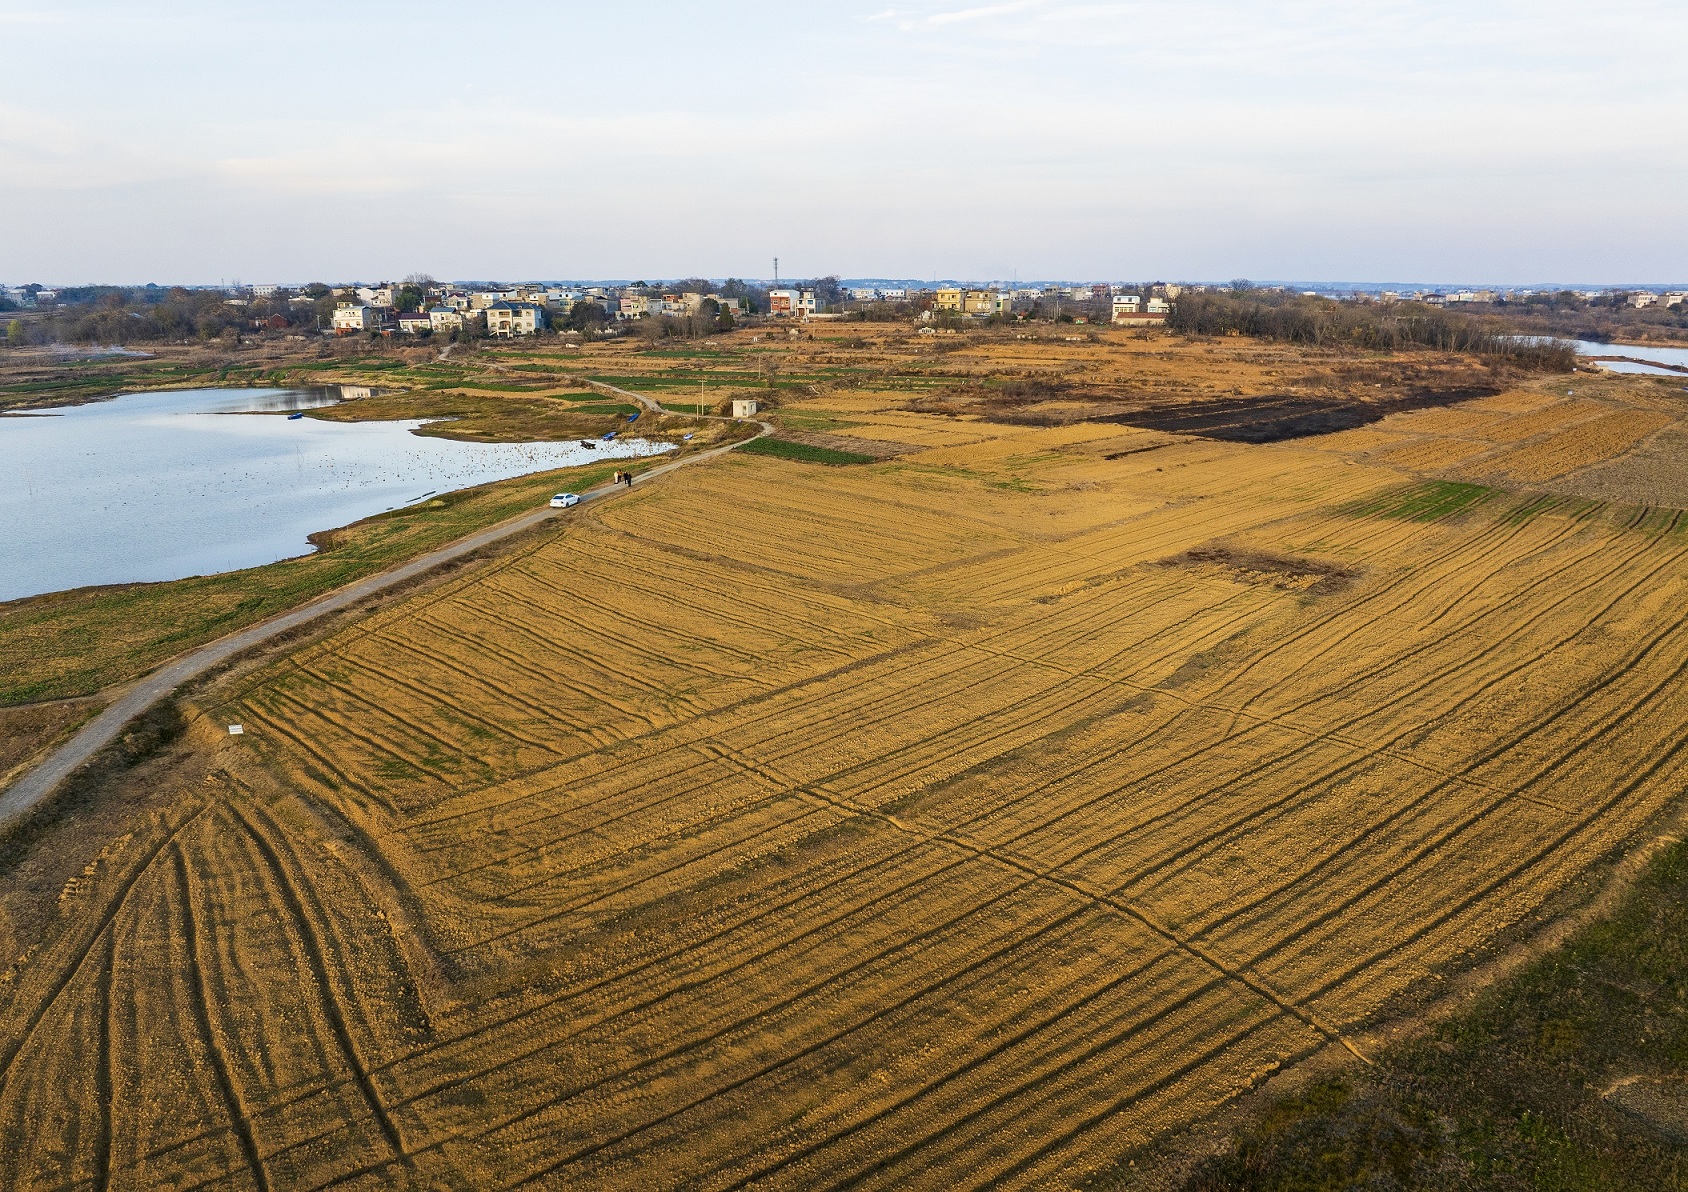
5;332;1687;1189
0;699;102;786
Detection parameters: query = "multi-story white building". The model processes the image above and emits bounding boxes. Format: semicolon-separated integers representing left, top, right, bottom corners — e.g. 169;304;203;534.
396;311;432;335
485;301;546;337
428;306;467;333
356;285;395;308
1113;295;1170;324
332;304;379;333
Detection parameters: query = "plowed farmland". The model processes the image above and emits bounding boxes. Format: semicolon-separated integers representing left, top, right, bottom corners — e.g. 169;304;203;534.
6;338;1688;1188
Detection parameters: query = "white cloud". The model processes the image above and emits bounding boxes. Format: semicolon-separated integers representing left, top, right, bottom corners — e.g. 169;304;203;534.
925;1;1048;26
0;2;1684;282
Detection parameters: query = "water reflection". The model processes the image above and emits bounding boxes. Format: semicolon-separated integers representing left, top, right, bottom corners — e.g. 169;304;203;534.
1574;340;1688;376
0;387;672;602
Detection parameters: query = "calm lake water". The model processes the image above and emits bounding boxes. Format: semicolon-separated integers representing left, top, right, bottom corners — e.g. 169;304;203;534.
1575;340;1688;376
0;387;673;602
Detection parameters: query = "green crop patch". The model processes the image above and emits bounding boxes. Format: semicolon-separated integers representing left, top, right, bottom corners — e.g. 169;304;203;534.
776;409;866;432
739;437;876;465
1345;480;1502;522
589;372;767;391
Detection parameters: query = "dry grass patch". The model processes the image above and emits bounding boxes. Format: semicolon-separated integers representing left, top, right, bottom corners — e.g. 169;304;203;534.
0;698;102;786
1479;410;1674;482
8;342;1688;1189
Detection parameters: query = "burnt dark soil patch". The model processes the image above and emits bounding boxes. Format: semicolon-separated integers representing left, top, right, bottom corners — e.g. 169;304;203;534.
1105;441;1177;460
1160;545;1358;595
1102;386;1501;443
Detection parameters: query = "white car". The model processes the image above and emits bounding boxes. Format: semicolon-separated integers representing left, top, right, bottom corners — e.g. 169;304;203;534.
549;493;581;508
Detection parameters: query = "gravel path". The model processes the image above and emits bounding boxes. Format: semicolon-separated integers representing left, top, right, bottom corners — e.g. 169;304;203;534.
0;388;766;828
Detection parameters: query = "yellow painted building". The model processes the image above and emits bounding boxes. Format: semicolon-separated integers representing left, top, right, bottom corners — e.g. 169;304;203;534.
935;288;1009;316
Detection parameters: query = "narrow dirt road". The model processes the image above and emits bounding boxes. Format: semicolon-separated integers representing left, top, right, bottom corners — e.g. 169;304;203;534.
0;391;768;828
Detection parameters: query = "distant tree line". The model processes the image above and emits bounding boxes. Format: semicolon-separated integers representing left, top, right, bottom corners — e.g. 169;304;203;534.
1169;290;1577;370
1;284;334;346
1500;291;1688;345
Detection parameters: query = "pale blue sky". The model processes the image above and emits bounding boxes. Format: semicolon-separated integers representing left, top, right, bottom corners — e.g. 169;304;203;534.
1;1;1683;284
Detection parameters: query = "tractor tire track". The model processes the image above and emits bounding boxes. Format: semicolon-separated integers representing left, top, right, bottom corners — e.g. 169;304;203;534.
173;845;271;1192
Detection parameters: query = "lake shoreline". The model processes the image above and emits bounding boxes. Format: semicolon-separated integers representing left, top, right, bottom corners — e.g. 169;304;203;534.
0;385;677;602
0;443;706;705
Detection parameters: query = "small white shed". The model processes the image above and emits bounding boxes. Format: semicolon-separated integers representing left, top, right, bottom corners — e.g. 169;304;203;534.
732;399;759;418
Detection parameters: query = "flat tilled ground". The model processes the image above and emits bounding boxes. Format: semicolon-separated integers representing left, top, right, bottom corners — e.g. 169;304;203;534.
6;393;1688;1189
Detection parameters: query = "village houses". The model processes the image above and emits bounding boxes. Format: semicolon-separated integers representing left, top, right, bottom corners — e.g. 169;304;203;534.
934;289;1011;317
484;301;547;337
331;304;380;334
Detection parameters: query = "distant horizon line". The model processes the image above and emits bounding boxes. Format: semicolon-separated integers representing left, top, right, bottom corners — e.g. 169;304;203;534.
9;278;1688;293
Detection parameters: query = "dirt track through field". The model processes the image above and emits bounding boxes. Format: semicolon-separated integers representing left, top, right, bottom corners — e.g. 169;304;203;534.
6;380;1688;1188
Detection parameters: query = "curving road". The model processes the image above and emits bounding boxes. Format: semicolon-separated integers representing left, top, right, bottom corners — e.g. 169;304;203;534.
0;385;769;828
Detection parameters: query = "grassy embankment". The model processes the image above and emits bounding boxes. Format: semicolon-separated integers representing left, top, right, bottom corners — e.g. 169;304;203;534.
0;355;283;411
1101;838;1688;1190
738;437;877;465
304;387;646;439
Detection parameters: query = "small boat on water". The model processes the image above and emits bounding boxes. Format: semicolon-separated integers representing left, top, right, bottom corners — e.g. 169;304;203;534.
287;412;305;420
602;431;618;441
579;440;596;449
